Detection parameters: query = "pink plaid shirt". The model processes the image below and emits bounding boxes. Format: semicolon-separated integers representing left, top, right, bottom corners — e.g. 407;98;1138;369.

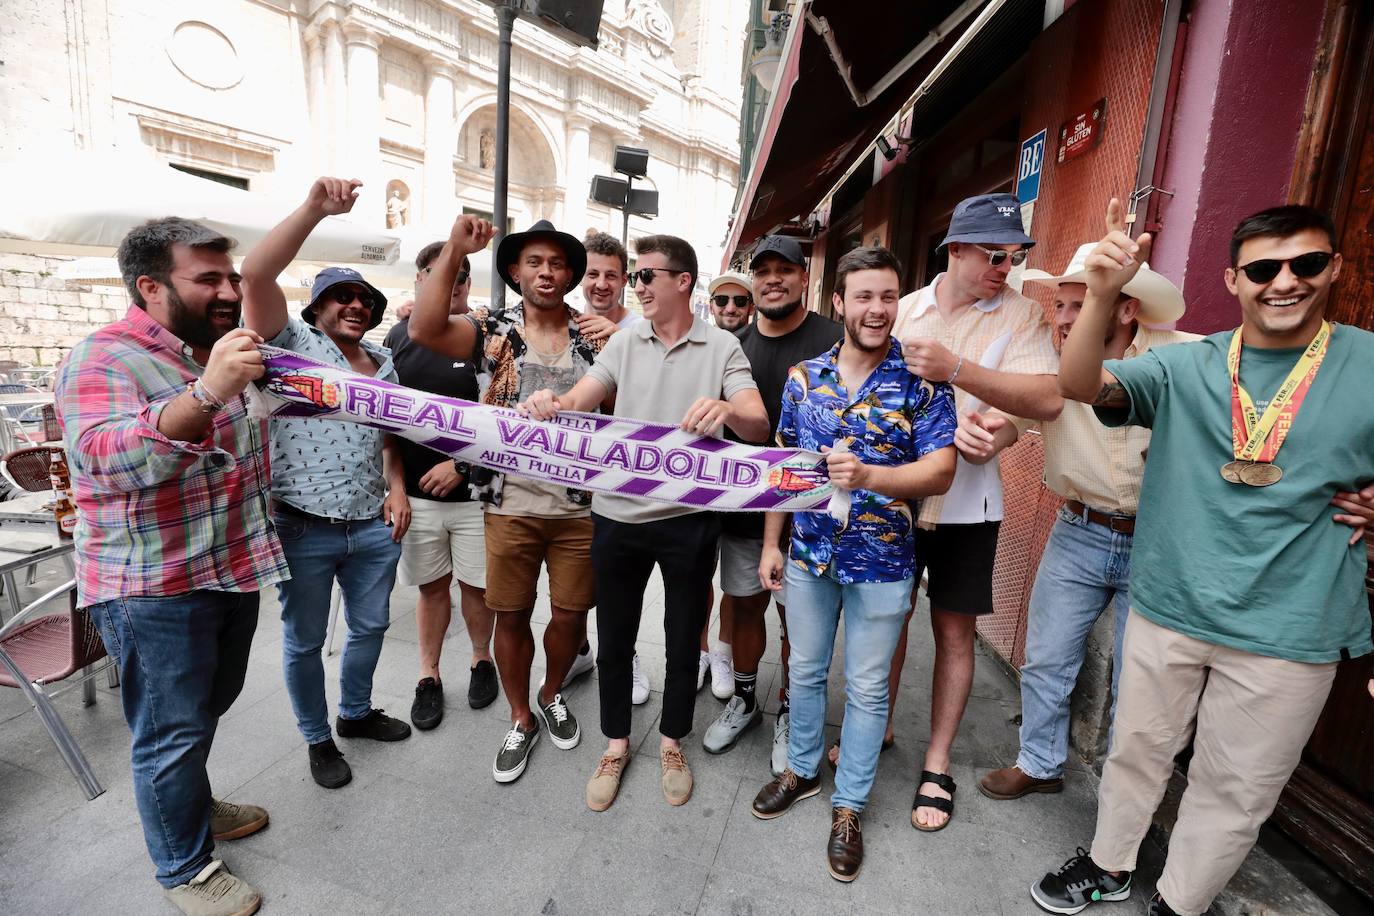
54;306;288;607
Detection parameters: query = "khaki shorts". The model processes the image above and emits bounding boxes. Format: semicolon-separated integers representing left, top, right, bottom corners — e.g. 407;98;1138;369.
483;513;594;613
398;498;486;589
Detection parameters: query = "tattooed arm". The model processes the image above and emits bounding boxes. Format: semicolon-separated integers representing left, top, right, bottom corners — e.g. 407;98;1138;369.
1092;374;1130;408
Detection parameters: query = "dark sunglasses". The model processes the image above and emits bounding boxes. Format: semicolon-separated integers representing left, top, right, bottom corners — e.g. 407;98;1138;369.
972;244;1029;268
422;266;471;285
330;288;376;309
1235;251;1333;285
632;266;685;286
712;294;751;310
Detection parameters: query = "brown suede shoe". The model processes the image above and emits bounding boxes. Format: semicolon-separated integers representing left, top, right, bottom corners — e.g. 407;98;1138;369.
977;765;1064;800
827;807;863;882
751;768;821;820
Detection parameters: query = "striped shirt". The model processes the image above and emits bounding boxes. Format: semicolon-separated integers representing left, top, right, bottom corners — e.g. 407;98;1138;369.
54;305;288;607
893;275;1058;526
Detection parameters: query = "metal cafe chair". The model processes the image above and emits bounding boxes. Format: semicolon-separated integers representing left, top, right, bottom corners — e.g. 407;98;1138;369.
0;578;108;799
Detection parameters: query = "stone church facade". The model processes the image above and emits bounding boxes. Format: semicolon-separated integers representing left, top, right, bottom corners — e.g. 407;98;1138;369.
0;0;747;365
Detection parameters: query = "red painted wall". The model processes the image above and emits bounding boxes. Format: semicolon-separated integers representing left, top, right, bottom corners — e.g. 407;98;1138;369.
1151;0;1325;334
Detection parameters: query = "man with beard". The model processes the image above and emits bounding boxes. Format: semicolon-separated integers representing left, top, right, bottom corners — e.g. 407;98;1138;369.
708;270;754;331
241;177;413;791
55;217;284;914
384;243;498;725
409;215;609;785
703;237;842;777
948;246;1196;802
751;246;956;882
866;193;1061;832
521;234;768;812
1030;202;1374;916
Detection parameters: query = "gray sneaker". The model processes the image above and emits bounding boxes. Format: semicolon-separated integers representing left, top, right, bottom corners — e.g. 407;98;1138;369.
537;691;581;750
703;695;764;754
493;719;540;783
770;711;790;777
163;860;261;916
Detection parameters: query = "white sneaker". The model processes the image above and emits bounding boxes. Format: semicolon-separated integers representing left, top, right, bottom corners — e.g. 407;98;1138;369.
703;696;763;754
696;651;710;692
631;653;650;706
562;643;596;688
770;711;790;777
708;649;734;701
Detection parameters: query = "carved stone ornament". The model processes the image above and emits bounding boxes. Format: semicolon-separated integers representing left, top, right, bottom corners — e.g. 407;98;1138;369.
166;21;244;90
627;0;674;52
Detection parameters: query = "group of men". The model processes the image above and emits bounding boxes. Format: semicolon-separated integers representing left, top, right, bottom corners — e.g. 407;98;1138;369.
53;172;1374;916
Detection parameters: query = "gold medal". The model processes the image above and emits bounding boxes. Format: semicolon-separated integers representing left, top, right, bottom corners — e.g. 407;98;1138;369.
1237;462;1283;487
1219;460;1247;484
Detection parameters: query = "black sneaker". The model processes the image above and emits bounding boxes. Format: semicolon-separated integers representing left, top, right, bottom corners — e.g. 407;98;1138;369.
468;659;499;709
536;691;581;749
411;678;444;731
492;719;540;783
1030;848;1131;914
1146;893;1195;916
336;709;412;742
308;739;352;789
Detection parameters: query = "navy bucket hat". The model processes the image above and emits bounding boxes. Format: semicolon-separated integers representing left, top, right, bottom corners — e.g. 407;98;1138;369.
303;266;388;330
938;193;1035;250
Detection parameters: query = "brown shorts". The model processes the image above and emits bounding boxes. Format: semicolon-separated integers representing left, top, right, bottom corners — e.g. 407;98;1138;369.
483;513;595;613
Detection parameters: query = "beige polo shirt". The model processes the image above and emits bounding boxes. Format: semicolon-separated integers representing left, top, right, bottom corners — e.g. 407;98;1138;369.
892;275;1058;526
585;314;758;524
1035;326;1200;515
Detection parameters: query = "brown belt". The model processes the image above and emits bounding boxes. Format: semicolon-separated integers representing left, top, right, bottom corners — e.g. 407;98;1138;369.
1064;500;1135;535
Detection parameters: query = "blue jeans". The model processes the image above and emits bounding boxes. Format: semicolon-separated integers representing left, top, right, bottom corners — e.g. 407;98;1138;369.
275;513;401;744
1016;506;1132;780
784;564;912;812
89;591;259;888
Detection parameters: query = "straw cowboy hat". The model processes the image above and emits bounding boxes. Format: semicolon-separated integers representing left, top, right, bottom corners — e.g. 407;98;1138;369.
1022;242;1185;324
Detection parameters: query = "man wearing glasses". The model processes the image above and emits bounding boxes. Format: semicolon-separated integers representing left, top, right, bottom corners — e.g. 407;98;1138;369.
383;244;498;728
876;192;1061;832
1031;201;1374;916
708;270;754;331
241;177;414;791
704;239;842;776
521;235;769;811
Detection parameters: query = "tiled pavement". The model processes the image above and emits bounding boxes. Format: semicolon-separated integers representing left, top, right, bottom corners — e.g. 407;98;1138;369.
0;560;1277;916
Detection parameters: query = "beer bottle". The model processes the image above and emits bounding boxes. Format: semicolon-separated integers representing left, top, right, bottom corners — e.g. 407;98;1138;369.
49;450;77;538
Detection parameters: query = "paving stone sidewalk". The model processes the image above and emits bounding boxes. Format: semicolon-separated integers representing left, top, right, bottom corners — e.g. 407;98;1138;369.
0;562;1310;915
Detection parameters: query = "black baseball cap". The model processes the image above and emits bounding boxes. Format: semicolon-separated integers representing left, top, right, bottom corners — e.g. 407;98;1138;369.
749;235;807;269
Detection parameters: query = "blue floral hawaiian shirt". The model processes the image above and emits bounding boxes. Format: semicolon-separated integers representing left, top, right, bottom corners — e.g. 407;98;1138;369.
776;337;956;584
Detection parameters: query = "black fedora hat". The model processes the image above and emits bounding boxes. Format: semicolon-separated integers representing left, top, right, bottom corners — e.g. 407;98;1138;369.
494;220;587;294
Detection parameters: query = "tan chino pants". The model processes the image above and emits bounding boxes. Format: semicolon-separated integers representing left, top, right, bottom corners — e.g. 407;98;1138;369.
1089;611;1337;916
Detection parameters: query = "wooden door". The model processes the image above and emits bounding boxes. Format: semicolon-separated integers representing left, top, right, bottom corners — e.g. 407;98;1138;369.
1271;0;1374;901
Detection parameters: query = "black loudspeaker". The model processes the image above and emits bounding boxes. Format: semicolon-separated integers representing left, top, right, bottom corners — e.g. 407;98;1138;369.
627;188;659;217
590;175;628;206
613;145;650;178
526;0;605;48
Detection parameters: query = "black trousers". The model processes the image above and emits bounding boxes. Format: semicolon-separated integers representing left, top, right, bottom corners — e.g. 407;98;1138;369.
592;511;721;739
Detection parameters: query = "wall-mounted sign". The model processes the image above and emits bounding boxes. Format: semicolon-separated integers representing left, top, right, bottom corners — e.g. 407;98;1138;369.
1057;98;1107;164
1016;128;1047;203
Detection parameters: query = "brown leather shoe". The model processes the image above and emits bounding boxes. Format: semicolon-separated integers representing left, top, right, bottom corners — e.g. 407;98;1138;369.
826;807;863;882
751;768;821;820
977;764;1064;800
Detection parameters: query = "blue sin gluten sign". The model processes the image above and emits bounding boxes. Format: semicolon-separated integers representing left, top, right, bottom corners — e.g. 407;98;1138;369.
1016;129;1046;204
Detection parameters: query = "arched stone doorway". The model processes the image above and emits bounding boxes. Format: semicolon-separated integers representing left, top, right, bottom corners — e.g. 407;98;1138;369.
455;103;562;234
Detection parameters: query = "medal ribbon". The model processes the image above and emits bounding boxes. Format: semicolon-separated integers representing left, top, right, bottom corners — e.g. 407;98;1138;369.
1227;321;1330;462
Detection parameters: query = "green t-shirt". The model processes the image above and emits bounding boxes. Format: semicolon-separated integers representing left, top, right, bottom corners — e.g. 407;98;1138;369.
1100;325;1374;663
